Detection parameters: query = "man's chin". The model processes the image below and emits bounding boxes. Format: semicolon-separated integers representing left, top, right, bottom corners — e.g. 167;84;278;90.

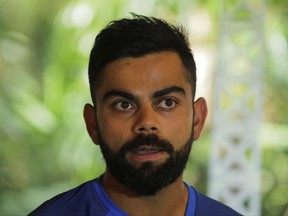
99;132;193;197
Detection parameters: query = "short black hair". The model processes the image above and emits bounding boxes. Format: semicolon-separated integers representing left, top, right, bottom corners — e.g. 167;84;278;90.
88;14;196;103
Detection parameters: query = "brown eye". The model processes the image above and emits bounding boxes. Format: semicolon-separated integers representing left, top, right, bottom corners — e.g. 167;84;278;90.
114;101;133;111
158;99;177;109
164;99;174;107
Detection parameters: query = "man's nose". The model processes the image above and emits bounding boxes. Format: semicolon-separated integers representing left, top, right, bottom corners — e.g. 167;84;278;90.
131;105;159;134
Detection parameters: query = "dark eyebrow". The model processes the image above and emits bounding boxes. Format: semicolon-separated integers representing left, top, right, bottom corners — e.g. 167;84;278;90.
153;86;186;99
102;89;139;102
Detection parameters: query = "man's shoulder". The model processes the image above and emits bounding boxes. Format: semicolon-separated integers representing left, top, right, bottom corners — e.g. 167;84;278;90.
28;179;107;216
189;186;242;216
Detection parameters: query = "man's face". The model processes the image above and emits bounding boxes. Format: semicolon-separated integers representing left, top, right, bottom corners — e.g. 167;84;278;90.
84;51;207;195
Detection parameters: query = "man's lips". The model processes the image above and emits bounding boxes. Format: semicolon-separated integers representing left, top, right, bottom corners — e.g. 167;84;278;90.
132;146;164;154
133;149;163;156
129;146;167;162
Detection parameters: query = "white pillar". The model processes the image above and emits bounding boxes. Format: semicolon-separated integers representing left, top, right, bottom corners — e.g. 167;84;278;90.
208;1;265;215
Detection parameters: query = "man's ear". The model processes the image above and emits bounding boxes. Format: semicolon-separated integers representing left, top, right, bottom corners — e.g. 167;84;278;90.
83;103;99;145
193;97;208;140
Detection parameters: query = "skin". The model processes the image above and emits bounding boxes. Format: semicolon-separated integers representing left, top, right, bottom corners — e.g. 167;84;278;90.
84;51;208;215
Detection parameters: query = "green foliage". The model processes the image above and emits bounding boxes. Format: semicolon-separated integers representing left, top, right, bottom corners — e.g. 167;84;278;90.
0;0;287;215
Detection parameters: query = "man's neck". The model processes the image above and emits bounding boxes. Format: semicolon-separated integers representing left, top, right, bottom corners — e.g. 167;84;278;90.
100;172;188;216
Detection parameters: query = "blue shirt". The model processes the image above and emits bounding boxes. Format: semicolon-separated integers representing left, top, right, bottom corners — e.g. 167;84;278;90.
29;179;241;216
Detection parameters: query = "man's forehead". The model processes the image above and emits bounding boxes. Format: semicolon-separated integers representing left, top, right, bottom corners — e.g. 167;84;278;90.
96;52;191;100
97;52;191;88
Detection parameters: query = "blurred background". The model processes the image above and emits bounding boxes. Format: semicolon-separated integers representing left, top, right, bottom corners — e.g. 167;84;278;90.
0;0;287;215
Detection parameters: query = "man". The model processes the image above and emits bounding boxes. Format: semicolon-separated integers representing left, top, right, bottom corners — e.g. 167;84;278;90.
29;14;241;215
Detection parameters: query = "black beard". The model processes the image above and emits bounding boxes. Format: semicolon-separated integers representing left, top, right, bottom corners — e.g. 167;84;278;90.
98;133;193;196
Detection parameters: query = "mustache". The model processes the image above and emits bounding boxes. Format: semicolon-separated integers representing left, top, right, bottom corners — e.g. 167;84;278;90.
119;134;174;156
